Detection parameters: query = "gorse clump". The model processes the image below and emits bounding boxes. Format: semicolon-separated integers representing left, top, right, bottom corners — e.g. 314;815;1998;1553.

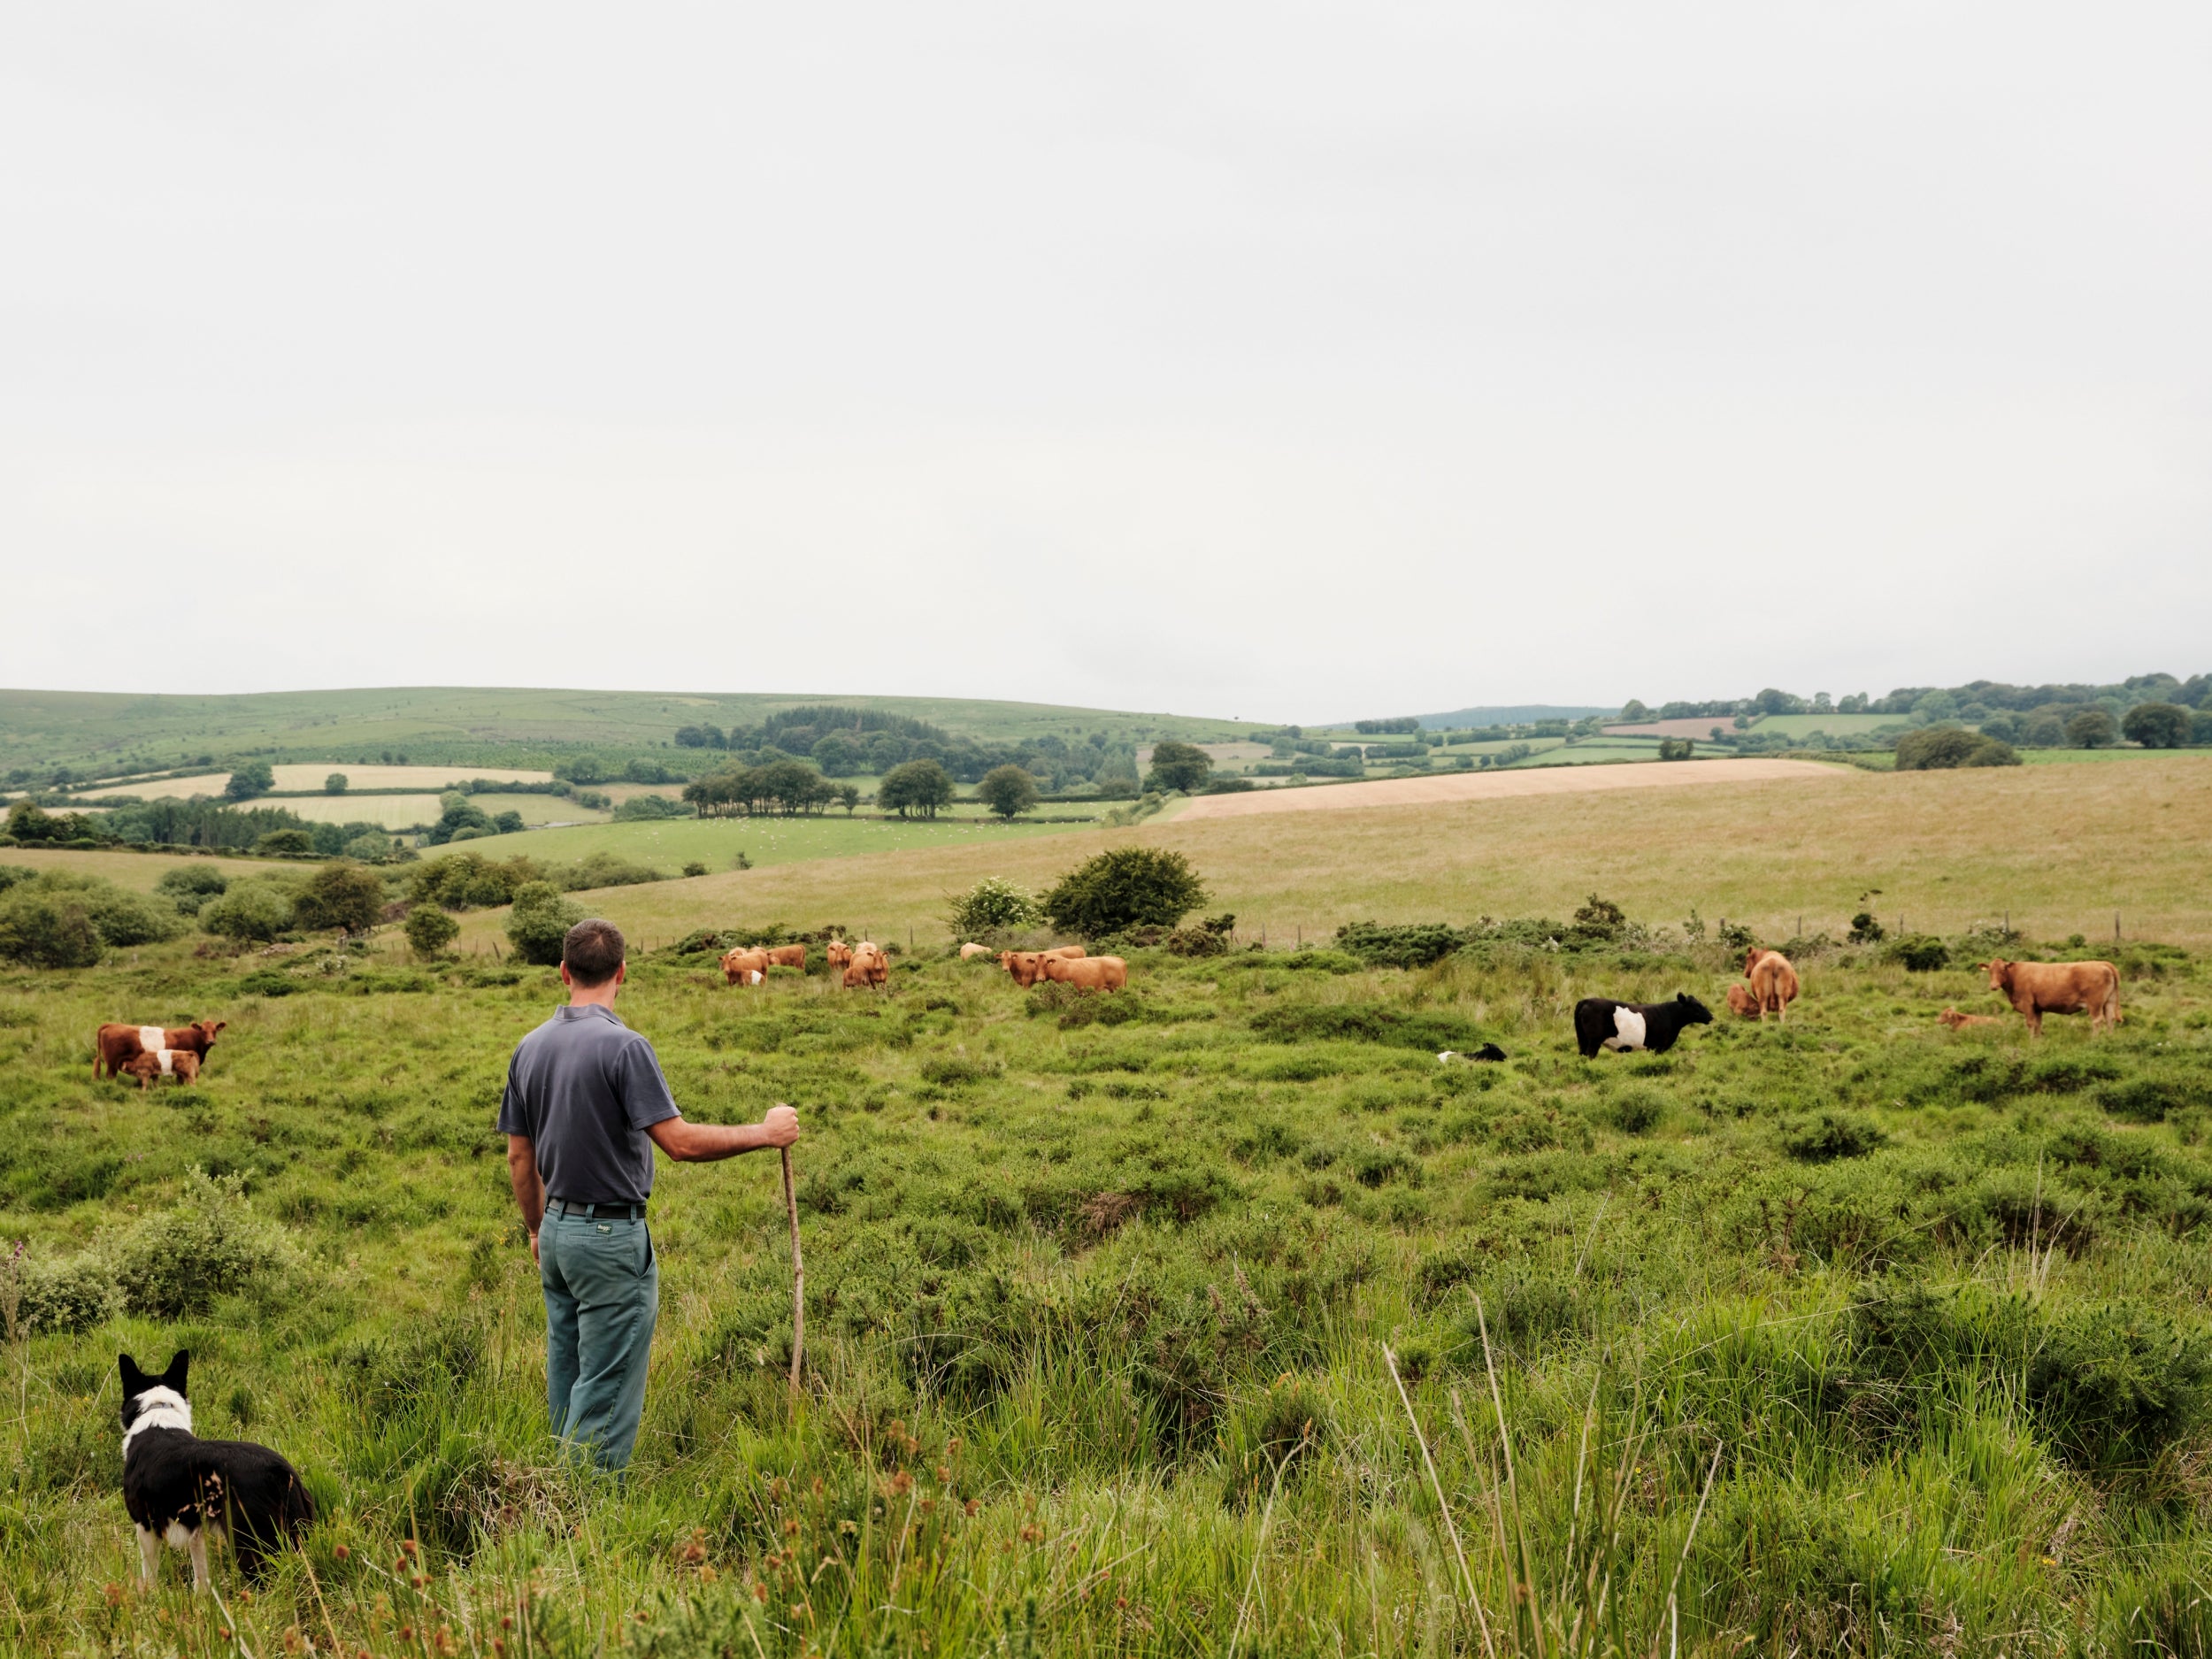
946;876;1042;937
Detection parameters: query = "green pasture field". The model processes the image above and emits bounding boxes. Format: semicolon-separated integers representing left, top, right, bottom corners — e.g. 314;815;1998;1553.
1442;736;1568;756
7;919;2212;1655
1746;713;1905;738
2023;747;2198;764
0;845;273;893
501;754;2212;958
1505;742;1662;768
425;808;1101;880
0;687;1266;780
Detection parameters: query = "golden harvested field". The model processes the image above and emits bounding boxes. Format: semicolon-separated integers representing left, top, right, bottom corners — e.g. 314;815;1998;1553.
1173;755;1834;818
275;794;446;827
457;752;2212;951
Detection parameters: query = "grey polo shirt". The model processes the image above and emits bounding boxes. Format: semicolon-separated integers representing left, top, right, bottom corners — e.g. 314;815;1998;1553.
496;1004;680;1204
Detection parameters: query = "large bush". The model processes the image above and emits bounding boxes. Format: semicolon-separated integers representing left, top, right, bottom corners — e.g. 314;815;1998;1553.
977;764;1041;819
1043;848;1206;937
154;864;229;914
612;794;690;821
404;903;459;959
1144;741;1213;794
0;888;104;968
107;1168;303;1319
224;760;276;801
200;880;296;942
425;792;496;845
1894;727;2021;770
2122;702;2192;749
879;759;956;820
293;862;385;934
506;883;584;965
949;877;1043;936
2067;708;2118;749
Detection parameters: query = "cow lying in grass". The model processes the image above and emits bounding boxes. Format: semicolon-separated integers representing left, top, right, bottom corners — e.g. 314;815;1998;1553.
1938;1006;2004;1029
1725;985;1759;1018
1573;994;1712;1058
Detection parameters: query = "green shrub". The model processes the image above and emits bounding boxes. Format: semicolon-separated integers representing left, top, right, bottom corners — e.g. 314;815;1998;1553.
977;764;1041;819
0;864;31;893
1043;848;1206;937
404;904;460;959
155;864;228;914
105;1168;304;1319
252;828;315;856
2028;1302;2212;1470
2067;709;2118;749
19;1255;125;1333
1334;921;1465;967
507;883;584;965
324;772;348;794
2123;702;2193;749
201;881;295;942
1218;1376;1328;1505
1894;728;2021;770
292;862;384;934
224;760;275;800
948;877;1042;936
0;888;104;968
612;794;690;821
236;967;301;996
1248;1002;1494;1052
1779;1110;1888;1162
1887;933;1950;972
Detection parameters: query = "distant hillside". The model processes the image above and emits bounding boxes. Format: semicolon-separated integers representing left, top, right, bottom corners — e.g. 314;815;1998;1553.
1409;704;1613;729
0;686;1269;787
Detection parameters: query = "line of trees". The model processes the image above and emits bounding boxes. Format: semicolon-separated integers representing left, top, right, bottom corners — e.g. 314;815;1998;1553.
676;703;1141;793
683;760;862;818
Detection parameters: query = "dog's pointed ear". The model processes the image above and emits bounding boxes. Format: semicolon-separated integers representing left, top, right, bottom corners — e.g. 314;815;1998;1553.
162;1352;189;1393
119;1354;146;1394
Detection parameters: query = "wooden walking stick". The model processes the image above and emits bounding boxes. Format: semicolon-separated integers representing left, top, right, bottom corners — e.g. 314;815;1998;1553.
780;1139;805;1394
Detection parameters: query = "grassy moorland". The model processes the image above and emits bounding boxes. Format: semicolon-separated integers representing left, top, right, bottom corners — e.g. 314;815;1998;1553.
465;756;2212;956
0;687;1263;780
5;910;2212;1655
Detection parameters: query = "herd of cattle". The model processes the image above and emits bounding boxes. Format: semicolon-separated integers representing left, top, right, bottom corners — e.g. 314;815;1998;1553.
87;942;2130;1094
718;939;1131;993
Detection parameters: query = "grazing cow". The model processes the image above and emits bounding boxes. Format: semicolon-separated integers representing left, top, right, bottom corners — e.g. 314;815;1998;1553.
1743;948;1800;1021
1983;958;2121;1036
1042;945;1086;961
1938;1006;2004;1030
1724;985;1759;1018
841;942;888;990
720;947;770;986
1437;1045;1508;1064
119;1048;201;1090
1573;994;1713;1058
764;944;807;971
826;941;854;971
1039;955;1127;992
958;942;994;961
95;1020;226;1081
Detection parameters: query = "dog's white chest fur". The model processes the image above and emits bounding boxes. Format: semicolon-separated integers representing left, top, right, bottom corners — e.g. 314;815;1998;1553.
138;1025;165;1054
1601;1007;1647;1051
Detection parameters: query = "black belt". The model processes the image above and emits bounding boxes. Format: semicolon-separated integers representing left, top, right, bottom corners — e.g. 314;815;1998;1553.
547;1199;647;1220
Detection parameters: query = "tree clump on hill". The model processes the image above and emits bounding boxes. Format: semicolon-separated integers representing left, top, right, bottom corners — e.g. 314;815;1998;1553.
879;759;956;820
224;760;275;801
292;863;385;935
977;765;1041;820
506;883;585;966
1043;848;1206;938
2066;709;2118;749
1893;728;2021;771
1144;741;1213;794
2122;703;2193;749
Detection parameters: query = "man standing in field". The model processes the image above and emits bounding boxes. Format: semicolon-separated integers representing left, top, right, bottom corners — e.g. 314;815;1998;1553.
499;918;798;1471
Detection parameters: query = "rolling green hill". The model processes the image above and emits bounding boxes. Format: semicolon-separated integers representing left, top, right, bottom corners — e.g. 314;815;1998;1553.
0;686;1270;784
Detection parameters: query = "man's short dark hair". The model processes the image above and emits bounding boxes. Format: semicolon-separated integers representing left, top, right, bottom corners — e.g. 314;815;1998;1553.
563;918;626;987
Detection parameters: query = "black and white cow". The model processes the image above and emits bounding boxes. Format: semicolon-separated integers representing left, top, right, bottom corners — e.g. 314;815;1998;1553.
1573;994;1712;1058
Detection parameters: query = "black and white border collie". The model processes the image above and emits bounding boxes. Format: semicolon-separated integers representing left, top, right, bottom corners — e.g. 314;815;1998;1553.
119;1352;315;1591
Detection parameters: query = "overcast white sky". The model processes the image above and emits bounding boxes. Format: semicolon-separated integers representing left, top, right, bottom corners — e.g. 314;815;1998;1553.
4;4;2207;722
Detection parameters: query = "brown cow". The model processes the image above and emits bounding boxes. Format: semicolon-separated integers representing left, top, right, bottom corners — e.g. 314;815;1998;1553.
1938;1006;2004;1030
1724;984;1760;1018
119;1048;201;1090
95;1019;225;1080
1984;958;2120;1036
764;944;807;971
841;942;888;990
721;947;770;986
826;941;854;971
999;946;1086;988
958;942;994;961
1742;948;1800;1021
1040;954;1127;992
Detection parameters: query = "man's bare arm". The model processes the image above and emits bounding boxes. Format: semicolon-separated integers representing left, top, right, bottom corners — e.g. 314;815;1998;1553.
647;1104;799;1164
506;1133;546;1260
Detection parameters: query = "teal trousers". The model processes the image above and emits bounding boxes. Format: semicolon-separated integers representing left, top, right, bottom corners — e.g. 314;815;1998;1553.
539;1210;657;1471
